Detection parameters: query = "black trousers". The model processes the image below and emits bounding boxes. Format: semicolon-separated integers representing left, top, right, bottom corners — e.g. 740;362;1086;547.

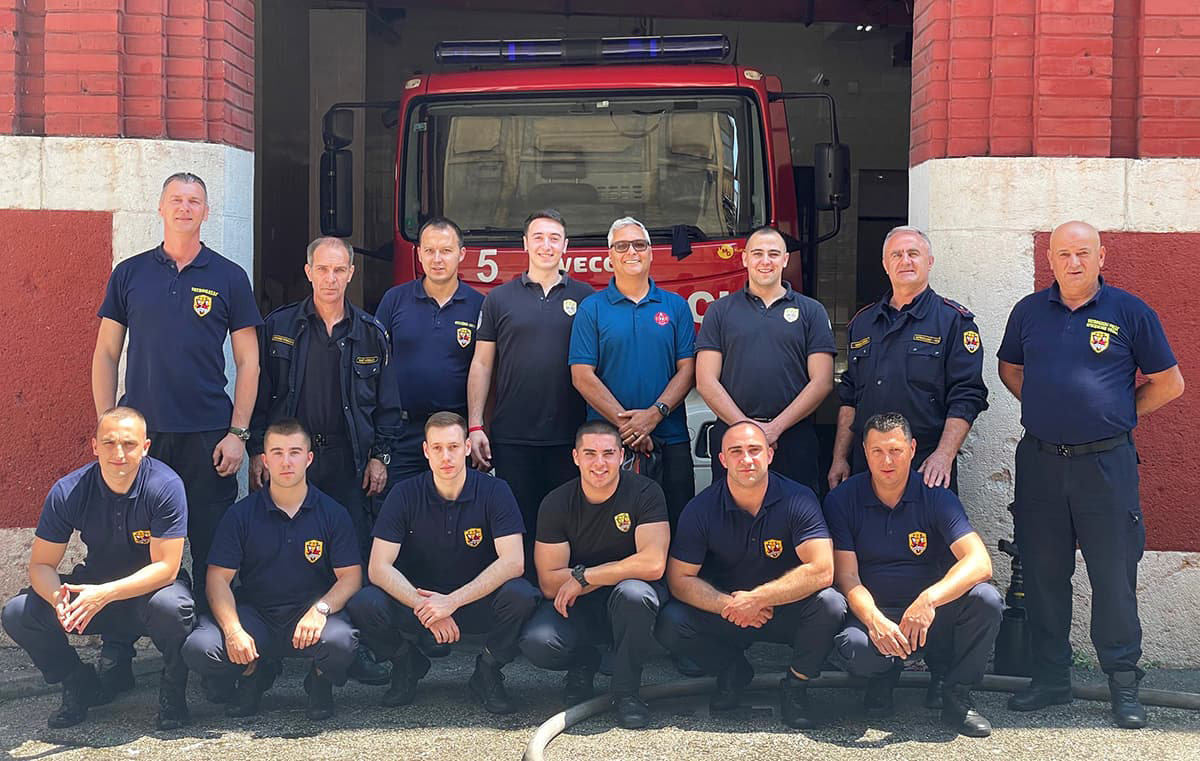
832;582;1003;687
1;578;194;683
655;587;846;678
711;419;821;495
492;442;577;578
345;578;539;665
852;435;958;494
1013;435;1145;680
658;441;696;529
308;442;372;560
519;580;666;696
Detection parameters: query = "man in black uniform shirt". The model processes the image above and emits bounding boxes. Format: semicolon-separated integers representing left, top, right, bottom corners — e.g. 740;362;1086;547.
519;420;670;728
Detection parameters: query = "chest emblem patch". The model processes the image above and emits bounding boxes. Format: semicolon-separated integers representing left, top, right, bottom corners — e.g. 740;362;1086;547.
783;307;799;323
614;512;632;533
131;530;151;545
654;311;670;326
464;527;483;547
763;539;783;559
563;299;577;317
456;326;472;348
962;330;981;354
193;293;212;317
1090;330;1110;354
304;539;324;563
908;531;927;556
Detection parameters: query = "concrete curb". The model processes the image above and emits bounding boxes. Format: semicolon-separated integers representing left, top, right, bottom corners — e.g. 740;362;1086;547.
0;653;164;704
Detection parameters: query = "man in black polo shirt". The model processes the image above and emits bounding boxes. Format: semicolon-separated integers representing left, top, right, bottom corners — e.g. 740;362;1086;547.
181;419;363;721
696;226;835;494
2;407;193;730
824;412;1001;737
468;209;595;573
519;420;670;728
346;412;540;714
655;421;845;729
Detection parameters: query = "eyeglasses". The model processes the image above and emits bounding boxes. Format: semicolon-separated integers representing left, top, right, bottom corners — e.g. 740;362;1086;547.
611;240;650;253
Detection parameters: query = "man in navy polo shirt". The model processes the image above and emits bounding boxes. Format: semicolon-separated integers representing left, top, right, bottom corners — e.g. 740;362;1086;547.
375;218;484;486
468;209;595;572
181;419;363;721
824;412;1001;737
655;421;846;729
998;220;1183;729
2;407;194;730
347;412;540;714
569;216;696;527
697;226;836;494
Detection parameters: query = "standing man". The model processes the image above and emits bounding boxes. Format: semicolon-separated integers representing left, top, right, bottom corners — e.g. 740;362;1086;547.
829;226;987;493
655;421;846;729
998;221;1183;729
468;209;595;569
1;407;193;730
569;216;696;527
825;412;1002;737
696;226;835;494
519;420;670;728
346;413;540;715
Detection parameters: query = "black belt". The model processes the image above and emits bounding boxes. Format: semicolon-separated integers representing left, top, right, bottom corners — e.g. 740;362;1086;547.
312;432;351;449
1031;432;1132;457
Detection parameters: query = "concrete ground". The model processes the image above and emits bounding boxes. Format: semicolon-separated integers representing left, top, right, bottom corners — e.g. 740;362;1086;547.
0;643;1197;761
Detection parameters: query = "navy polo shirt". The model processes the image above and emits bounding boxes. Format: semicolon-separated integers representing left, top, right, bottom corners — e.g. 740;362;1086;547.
823;471;974;610
376;278;484;418
670;475;829;592
36;458;187;584
374;469;525;594
997;279;1176;445
97;244;262;432
477;272;596;445
207;485;360;624
696;283;836;418
568;278;695;445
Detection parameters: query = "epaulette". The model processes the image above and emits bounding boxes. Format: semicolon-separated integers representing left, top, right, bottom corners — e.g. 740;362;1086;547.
942;297;974;319
847;301;875;328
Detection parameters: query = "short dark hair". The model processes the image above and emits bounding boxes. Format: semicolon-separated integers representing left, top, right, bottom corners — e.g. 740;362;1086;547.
746;225;787;249
96;406;146;435
523;208;566;237
418;217;465;249
265;417;311;449
425;411;467;439
574;419;621;448
862;412;913;442
720;419;767;449
161;172;208;200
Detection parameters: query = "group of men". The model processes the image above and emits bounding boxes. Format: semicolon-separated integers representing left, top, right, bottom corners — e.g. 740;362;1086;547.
0;171;1182;738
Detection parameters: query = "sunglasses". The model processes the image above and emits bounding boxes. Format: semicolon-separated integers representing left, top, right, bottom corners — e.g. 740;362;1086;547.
610;240;650;253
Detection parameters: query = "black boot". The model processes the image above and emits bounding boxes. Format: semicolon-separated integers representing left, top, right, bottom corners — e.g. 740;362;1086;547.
941;683;992;737
563;647;599;705
709;653;753;711
303;667;335;721
347;644;391;686
95;655;135;704
1007;681;1073;712
381;644;431;707
863;662;902;718
225;660;279;718
925;672;945;709
156;663;191;731
1109;671;1147;729
468;653;514;715
201;674;237;704
614;693;651;729
48;662;105;729
779;673;816;729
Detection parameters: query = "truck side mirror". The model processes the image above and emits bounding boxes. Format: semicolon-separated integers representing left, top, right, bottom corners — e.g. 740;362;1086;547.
320;149;353;237
323;108;355;150
814;143;851;211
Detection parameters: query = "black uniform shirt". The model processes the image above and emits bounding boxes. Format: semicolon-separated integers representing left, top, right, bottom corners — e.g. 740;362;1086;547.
536;472;668;569
296;304;352;440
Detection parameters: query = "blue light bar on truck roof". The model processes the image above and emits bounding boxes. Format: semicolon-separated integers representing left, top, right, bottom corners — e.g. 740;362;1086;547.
434;35;731;65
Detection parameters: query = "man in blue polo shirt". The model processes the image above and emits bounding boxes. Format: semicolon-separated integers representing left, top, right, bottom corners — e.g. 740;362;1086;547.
569;216;696;527
998;220;1184;729
2;407;194;730
655;421;846;729
824;412;1001;737
697;226;836;494
346;412;540;715
181;419;363;721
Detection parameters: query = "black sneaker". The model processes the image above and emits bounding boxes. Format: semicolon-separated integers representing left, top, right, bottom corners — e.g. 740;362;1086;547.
941;683;992;737
348;644;391;686
614;694;651;729
709;653;753;711
1109;671;1147;729
779;674;817;729
564;665;596;705
155;664;191;731
863;663;902;718
95;655;134;703
303;667;335;721
381;644;431;707
468;653;515;715
225;660;280;718
48;662;105;729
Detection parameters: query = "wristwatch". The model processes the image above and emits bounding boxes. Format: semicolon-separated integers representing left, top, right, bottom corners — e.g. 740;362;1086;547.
228;426;251;442
369;444;391;465
653;401;670;418
314;601;331;616
571;564;590;588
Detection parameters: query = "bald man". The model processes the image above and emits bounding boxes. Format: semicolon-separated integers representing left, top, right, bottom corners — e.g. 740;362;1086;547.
998;221;1184;729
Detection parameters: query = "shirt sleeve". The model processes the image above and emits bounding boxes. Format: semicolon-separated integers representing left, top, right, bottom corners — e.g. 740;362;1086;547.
635;477;670;525
34;483;76;544
788;487;830;548
805;300;837;356
535;490;568;544
476;291;500;342
372;483;410;544
205;505;245;570
944;313;989;424
1132;303;1178;375
933;491;975;547
822;486;855;552
567;296;600;366
327;503;363;568
227;265;263;331
838;323;861;407
694;298;724;353
673;295;696;360
996;300;1026;365
487;477;527;539
96;264;129;325
149;476;188;540
668;501;708;565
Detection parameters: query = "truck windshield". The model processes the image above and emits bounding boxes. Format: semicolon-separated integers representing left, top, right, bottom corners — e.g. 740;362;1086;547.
400;92;766;244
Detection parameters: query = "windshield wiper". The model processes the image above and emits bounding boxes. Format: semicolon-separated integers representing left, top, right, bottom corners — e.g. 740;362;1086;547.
462;227;525;237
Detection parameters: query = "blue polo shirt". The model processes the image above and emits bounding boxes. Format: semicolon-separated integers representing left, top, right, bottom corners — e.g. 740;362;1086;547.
997;279;1177;445
36;458;187;584
207;485;360;625
568;278;695;445
670;474;828;592
97;244;262;433
823;471;974;610
375;278;484;418
374;469;525;595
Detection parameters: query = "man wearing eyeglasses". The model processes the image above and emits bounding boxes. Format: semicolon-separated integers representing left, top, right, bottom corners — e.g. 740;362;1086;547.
568;217;696;528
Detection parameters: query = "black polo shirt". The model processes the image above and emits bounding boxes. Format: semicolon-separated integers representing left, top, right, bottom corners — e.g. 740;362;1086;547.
374;469;525;594
208;485;360;625
36;458;188;584
477;272;595;445
696;283;836;418
536;472;668;569
670;475;828;592
997;279;1176;445
823;471;974;610
296;303;352;440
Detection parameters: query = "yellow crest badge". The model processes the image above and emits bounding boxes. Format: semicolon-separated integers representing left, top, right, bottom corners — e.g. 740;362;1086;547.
464;527;483;547
457;327;472;348
963;330;981;354
193;293;212;317
783;307;799;323
614;512;631;533
716;243;735;260
1090;330;1110;353
131;530;151;545
304;539;324;563
563;299;577;317
763;539;783;559
908;531;927;556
